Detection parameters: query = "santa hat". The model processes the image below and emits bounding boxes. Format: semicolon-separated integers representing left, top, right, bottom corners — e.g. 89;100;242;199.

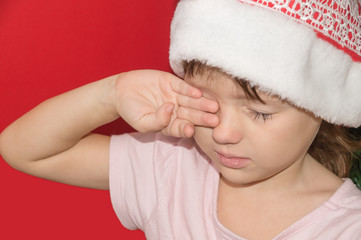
169;0;361;127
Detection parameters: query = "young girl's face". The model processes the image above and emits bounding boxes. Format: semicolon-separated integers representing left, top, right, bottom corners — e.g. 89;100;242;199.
185;72;322;187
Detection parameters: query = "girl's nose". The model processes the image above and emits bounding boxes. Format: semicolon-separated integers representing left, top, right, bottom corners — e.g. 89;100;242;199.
212;112;243;144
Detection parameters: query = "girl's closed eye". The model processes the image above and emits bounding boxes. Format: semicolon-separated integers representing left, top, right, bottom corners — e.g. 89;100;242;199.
249;110;273;122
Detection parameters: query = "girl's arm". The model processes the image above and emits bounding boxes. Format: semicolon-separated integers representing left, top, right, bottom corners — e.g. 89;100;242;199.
0;70;218;190
0;75;118;189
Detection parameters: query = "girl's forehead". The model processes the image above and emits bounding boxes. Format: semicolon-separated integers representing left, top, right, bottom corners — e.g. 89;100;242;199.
185;72;283;104
185;70;237;90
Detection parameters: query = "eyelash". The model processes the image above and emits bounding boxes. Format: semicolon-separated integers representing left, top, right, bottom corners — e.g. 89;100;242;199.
250;111;273;122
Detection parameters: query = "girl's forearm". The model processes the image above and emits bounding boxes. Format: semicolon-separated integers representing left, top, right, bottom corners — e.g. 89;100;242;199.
0;74;119;169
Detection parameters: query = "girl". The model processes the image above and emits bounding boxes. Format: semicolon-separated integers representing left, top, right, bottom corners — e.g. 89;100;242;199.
1;0;361;239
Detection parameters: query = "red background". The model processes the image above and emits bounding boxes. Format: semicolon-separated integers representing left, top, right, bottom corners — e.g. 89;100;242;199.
0;0;177;239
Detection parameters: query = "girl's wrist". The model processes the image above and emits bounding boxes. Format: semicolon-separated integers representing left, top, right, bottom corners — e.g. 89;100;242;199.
96;74;121;123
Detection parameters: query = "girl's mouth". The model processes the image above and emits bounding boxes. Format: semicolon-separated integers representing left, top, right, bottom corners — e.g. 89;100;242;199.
216;152;251;169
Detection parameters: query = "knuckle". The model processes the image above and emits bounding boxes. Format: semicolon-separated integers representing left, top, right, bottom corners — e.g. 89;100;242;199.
177;106;188;119
201;113;208;123
177;121;187;137
167;120;182;138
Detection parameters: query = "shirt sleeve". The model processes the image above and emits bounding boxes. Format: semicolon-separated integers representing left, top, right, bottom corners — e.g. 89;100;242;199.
108;132;177;230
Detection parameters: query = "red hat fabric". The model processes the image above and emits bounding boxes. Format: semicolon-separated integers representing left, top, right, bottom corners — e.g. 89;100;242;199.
239;0;361;62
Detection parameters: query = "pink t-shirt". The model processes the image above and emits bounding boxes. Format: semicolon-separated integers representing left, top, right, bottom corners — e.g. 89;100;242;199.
109;133;361;239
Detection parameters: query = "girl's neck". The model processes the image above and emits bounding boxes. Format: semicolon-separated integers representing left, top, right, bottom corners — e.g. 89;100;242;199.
218;154;343;201
216;155;343;240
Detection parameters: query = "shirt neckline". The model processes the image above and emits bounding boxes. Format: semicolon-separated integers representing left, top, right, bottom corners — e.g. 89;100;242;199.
211;171;353;240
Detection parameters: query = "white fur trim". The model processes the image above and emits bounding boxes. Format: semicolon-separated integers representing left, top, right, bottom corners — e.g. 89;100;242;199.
169;0;361;127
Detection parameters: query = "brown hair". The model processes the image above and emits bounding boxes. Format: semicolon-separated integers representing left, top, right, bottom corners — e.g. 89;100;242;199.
183;60;361;177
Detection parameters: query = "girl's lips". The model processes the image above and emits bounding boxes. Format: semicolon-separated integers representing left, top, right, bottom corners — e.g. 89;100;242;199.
216;152;251;169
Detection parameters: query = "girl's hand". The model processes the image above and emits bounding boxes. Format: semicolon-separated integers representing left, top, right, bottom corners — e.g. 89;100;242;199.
114;70;219;137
